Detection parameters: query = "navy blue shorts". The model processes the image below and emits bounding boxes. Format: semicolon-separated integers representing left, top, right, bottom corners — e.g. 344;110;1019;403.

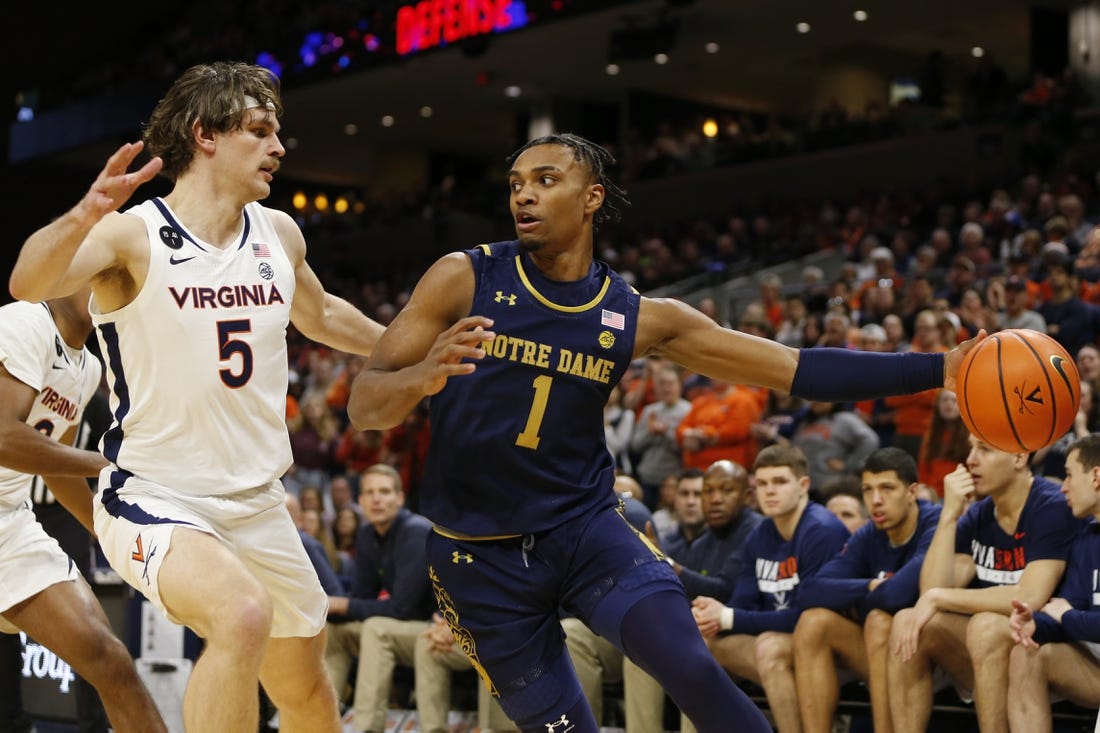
427;503;682;699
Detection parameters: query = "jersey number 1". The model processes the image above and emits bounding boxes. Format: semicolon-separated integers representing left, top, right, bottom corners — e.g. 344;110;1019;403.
516;375;552;450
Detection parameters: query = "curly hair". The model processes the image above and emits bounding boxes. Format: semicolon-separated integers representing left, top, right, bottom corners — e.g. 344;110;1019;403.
507;133;630;229
142;61;283;181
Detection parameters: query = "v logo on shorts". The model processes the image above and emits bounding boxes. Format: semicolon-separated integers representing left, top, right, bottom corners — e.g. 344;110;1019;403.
132;534;158;585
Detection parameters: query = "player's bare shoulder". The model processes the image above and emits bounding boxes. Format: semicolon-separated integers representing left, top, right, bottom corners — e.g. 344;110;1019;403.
411;251;477;322
95;209;150;255
86;210;155;311
264;207;306;264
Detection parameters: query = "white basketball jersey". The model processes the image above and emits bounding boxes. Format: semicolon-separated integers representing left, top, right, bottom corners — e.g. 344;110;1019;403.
91;198;295;495
0;301;101;511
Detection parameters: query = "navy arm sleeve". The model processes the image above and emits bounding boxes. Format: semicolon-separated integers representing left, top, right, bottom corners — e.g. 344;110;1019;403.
790;348;944;403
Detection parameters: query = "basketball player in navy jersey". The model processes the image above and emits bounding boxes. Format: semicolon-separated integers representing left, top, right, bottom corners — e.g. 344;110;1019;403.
887;436;1078;733
347;133;980;733
10;63;385;733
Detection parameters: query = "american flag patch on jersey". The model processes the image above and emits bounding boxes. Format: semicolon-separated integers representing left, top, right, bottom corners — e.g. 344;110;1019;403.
601;309;625;330
252;242;271;258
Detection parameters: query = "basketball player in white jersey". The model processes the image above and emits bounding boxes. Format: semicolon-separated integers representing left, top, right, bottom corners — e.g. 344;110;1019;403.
10;62;385;733
0;289;167;732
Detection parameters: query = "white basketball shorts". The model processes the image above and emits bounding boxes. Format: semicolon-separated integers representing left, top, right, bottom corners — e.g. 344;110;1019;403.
93;470;326;638
0;503;79;633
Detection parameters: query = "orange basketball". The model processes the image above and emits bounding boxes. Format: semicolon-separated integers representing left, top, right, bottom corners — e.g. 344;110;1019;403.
955;329;1081;453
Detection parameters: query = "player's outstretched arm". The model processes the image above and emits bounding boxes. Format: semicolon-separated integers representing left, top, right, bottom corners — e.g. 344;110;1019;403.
10;141;162;302
348;253;492;431
636;297;799;391
636;298;986;401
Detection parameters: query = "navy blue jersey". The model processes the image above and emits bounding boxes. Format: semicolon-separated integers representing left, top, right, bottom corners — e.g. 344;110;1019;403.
729;502;851;634
1034;517;1100;644
954;477;1078;588
800;500;941;618
422;242;639;535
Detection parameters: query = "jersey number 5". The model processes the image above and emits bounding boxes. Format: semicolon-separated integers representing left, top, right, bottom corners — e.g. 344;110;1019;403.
218;319;254;388
516;375;552;450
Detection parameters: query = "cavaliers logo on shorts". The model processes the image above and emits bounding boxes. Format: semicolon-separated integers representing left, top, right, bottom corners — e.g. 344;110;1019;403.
131;534;158;586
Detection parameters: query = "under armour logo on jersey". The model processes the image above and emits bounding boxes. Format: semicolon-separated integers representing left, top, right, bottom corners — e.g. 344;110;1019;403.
159;226;184;250
258;262;274;280
452;551;473;564
494;291;517;305
545;715;574;732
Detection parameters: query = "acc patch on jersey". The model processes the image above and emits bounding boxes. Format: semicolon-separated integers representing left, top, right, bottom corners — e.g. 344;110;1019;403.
159;226;184;250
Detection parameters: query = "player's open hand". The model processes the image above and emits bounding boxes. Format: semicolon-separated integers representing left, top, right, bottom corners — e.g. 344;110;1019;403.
416;316;495;396
943;329;987;392
76;142;163;224
1008;599;1038;648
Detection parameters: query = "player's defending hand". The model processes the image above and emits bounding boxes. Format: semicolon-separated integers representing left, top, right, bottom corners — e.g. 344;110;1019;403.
416;316;495;396
75;141;163;225
943;329;987;392
1008;599;1038;648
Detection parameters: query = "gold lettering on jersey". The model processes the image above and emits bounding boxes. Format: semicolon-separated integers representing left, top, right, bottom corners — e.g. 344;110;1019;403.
482;335;552;369
168;284;286;309
39;387;79;421
557;349;614;383
481;334;613;384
